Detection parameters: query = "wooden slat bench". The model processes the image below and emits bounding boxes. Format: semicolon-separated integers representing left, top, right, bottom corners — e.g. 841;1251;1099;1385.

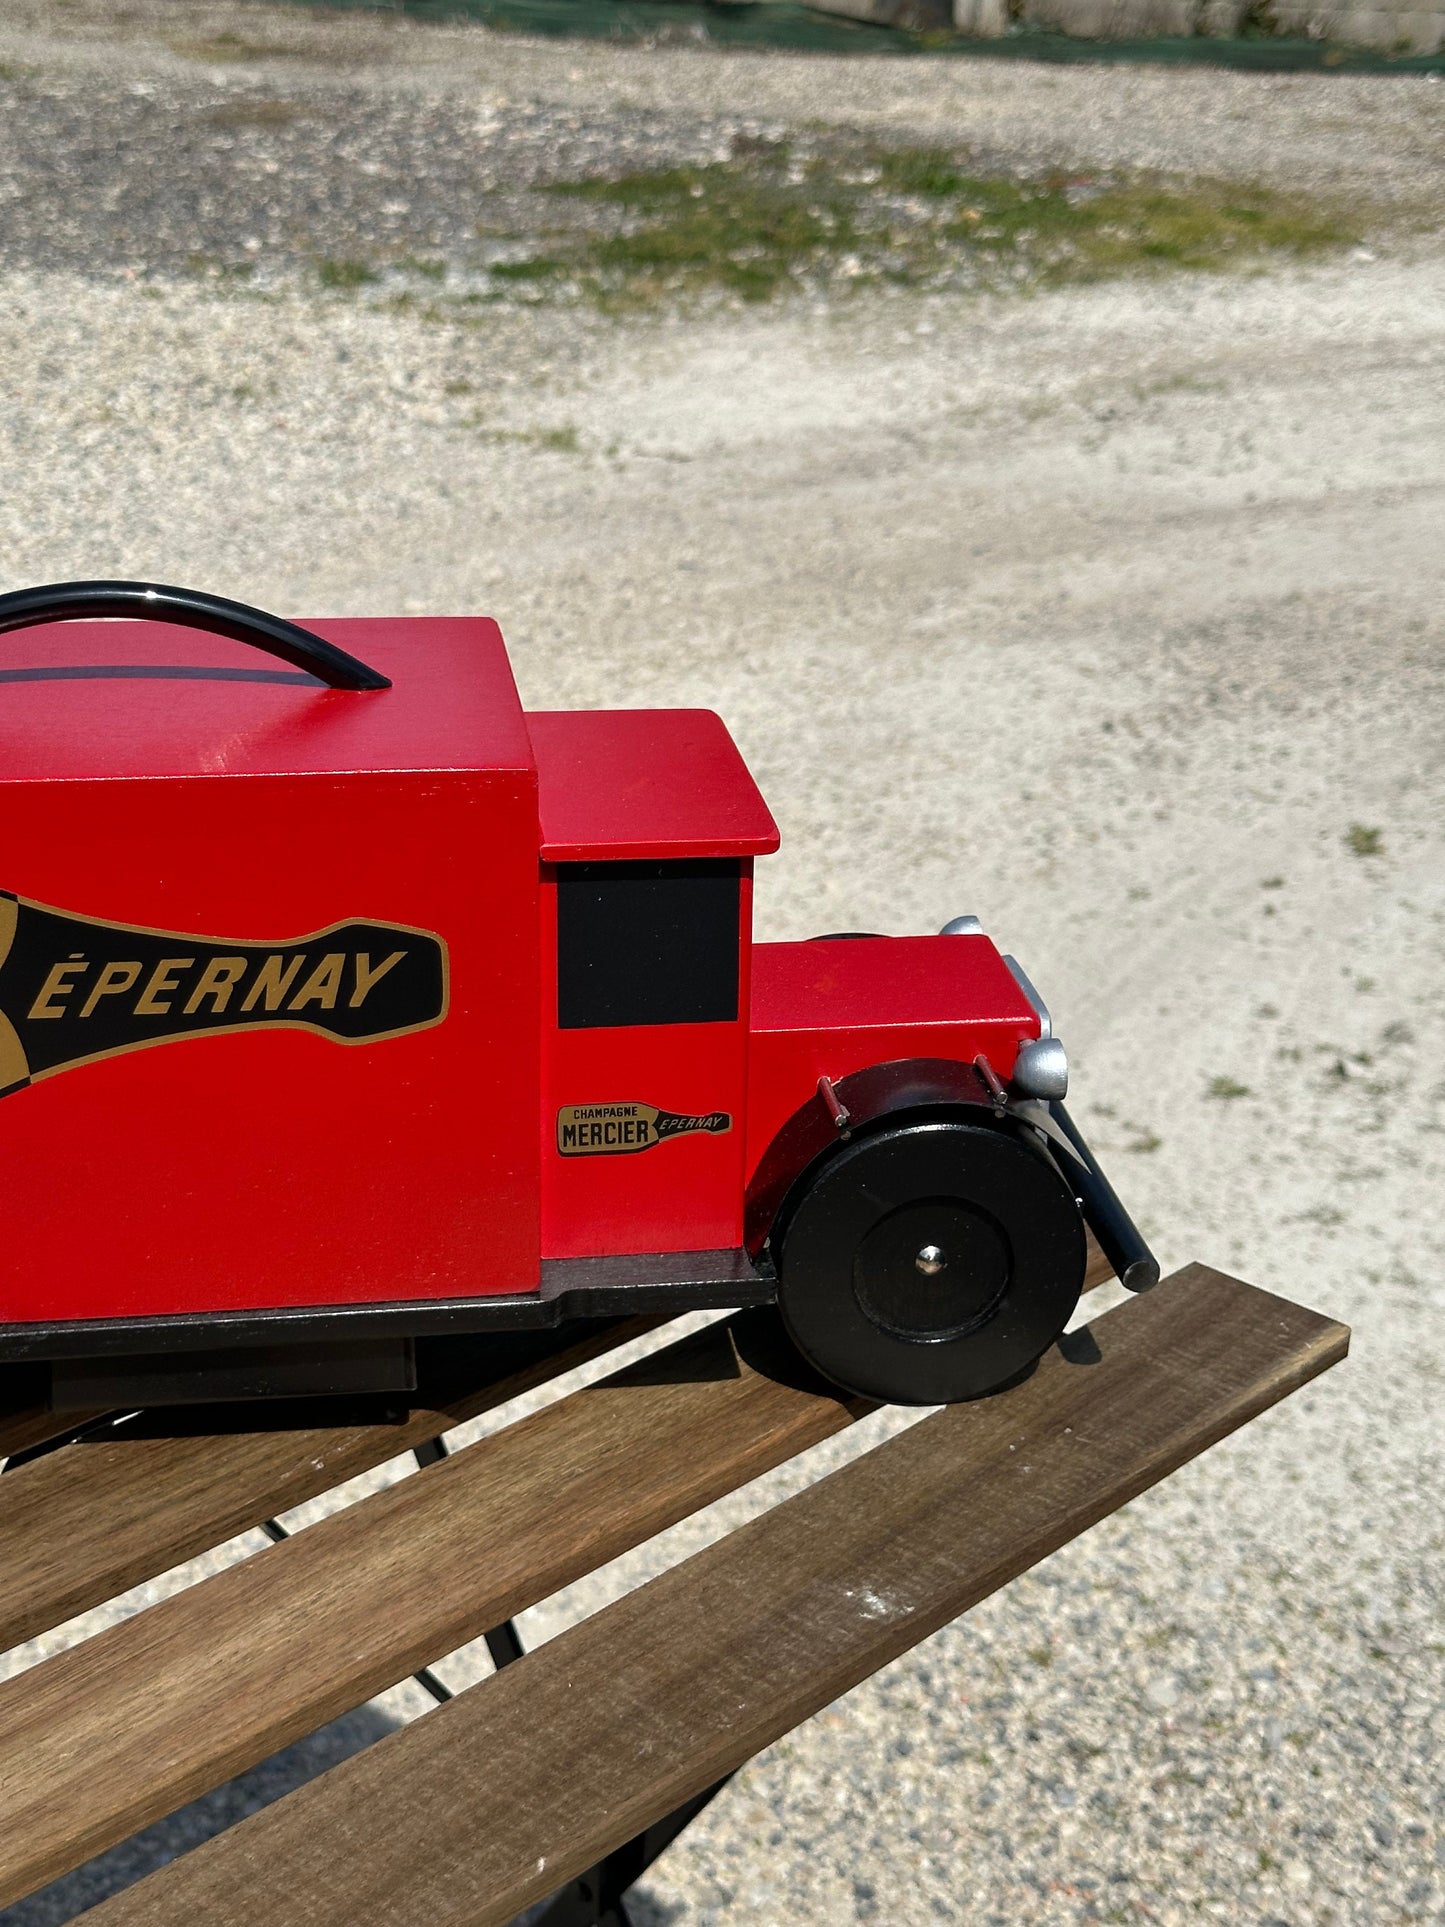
0;1260;1347;1927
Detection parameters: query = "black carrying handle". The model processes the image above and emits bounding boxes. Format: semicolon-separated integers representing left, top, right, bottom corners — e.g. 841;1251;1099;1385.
0;581;391;691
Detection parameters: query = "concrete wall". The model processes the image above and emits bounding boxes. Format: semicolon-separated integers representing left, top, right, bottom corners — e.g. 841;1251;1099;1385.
953;0;1445;50
803;0;1443;51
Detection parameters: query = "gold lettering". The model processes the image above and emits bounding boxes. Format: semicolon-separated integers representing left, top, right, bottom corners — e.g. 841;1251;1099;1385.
80;961;141;1018
183;956;249;1016
240;954;304;1014
28;960;87;1020
350;950;405;1009
136;958;195;1016
289;953;344;1012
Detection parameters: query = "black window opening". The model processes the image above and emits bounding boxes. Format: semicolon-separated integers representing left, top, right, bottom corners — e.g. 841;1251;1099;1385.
556;859;741;1030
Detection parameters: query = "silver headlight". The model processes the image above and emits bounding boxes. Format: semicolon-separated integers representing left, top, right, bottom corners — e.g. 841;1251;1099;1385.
1012;1035;1069;1101
1001;956;1068;1098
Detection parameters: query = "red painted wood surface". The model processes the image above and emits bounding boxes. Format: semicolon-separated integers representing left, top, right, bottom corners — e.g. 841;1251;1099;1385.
0;612;1067;1337
745;933;1041;1180
540;866;755;1257
528;709;779;860
0;616;533;783
0;618;543;1321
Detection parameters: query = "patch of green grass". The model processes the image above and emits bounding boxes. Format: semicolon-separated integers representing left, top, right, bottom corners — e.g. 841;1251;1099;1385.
926;170;1353;285
552;159;864;305
468;423;583;454
873;149;973;198
1345;823;1384;857
485;141;1361;313
1208;1075;1252;1100
489;256;569;283
316;258;378;292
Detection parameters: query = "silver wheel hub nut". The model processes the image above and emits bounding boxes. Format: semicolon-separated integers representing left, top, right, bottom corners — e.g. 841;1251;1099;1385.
915;1244;948;1277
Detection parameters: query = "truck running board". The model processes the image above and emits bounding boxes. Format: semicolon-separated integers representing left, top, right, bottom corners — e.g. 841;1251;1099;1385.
0;1246;779;1371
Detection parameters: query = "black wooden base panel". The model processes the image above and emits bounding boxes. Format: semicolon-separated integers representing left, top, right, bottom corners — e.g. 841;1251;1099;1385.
0;1246;777;1384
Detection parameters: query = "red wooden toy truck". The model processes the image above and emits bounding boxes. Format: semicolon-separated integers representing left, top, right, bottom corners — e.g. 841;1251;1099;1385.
0;582;1156;1414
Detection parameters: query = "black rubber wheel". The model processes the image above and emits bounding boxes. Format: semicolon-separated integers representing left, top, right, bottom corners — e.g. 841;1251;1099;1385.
775;1115;1086;1406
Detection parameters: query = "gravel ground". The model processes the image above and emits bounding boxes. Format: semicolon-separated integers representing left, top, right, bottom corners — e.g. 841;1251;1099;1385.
0;6;1442;1926
2;0;1444;222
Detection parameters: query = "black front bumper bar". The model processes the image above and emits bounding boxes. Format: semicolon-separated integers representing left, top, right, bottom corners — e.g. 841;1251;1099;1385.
1051;1101;1160;1294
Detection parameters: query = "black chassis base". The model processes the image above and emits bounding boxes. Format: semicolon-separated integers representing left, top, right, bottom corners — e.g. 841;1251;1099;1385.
0;1245;777;1369
0;1098;1155;1414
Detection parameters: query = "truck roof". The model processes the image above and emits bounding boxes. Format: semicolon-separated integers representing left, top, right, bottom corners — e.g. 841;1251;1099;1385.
0;618;534;784
528;709;780;863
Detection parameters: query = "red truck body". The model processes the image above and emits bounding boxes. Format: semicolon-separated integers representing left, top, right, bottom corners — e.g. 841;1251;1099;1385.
0;614;1040;1333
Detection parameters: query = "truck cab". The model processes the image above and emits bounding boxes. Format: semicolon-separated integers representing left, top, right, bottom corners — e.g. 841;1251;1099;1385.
531;707;771;1262
530;705;1051;1271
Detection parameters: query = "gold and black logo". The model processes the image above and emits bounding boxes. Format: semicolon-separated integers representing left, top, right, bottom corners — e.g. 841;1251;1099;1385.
557;1102;732;1157
0;890;448;1099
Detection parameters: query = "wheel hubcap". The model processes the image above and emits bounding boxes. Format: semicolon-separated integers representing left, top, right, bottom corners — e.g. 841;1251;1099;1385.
853;1198;1010;1343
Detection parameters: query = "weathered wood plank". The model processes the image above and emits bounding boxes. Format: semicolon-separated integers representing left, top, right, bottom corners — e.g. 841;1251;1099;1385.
77;1265;1346;1927
0;1402;103;1464
0;1238;1113;1649
1083;1228;1116;1293
0;1311;869;1910
0;1363;105;1463
0;1318;658;1652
